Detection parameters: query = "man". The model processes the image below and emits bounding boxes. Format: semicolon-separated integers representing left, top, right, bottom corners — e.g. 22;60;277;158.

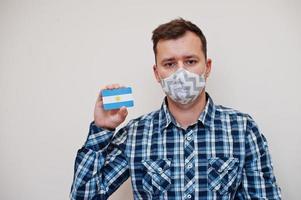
70;18;281;199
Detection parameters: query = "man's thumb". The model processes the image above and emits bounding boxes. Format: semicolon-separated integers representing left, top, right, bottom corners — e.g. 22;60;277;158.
117;106;128;119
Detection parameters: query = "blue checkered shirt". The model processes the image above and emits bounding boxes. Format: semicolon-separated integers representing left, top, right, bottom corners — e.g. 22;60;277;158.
70;93;281;200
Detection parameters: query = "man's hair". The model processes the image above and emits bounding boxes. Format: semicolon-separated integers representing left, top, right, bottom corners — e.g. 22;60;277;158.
152;18;207;60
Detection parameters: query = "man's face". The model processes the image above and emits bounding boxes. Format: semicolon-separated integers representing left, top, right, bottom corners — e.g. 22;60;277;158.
153;31;211;82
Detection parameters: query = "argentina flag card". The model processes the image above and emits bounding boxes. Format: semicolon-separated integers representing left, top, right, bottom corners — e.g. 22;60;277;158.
101;87;134;110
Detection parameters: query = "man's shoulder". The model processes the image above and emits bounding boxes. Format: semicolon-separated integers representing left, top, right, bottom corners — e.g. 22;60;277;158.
213;104;261;138
214;104;252;121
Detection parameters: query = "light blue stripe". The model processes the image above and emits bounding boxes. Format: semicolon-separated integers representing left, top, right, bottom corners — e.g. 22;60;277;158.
102;87;132;97
103;100;134;110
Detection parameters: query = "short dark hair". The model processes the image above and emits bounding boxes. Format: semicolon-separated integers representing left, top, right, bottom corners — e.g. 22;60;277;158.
152;18;207;60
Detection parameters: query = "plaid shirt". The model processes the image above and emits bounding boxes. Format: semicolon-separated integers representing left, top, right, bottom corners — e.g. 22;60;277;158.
70;93;281;200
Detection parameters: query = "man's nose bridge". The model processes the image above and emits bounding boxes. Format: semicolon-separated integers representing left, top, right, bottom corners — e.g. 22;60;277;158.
177;60;185;69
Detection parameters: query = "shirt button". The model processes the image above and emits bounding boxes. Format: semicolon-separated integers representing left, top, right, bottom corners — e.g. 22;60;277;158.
187;164;193;169
186;194;192;199
186;136;192;141
158;167;163;172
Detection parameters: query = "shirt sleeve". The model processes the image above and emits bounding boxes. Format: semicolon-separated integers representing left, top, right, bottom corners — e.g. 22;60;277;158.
235;115;282;200
69;121;130;200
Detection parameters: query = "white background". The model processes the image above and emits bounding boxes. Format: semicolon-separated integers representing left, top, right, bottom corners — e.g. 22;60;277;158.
1;0;300;199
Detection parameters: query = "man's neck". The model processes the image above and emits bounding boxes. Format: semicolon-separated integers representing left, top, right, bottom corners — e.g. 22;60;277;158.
166;91;207;130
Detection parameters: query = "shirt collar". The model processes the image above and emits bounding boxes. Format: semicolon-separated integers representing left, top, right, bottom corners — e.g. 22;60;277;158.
159;92;216;130
199;92;216;128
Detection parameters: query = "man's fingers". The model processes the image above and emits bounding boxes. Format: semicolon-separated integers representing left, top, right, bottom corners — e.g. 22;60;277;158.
106;85;113;90
107;84;119;89
112;84;120;89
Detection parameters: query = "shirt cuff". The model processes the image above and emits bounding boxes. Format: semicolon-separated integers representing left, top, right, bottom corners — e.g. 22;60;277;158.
84;121;115;151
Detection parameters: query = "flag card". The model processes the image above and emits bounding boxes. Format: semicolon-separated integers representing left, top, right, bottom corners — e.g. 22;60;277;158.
102;87;134;110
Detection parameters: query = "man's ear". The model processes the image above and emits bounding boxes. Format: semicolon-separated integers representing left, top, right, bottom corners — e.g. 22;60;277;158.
153;64;161;83
205;58;212;79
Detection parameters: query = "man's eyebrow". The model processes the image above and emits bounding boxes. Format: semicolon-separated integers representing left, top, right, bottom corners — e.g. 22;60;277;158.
160;55;200;63
184;55;199;59
161;58;176;63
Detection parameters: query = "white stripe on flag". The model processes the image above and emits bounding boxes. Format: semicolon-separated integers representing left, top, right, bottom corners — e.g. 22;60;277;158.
102;93;133;104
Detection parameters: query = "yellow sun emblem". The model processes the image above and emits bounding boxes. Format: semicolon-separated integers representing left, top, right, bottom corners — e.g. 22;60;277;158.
115;96;121;102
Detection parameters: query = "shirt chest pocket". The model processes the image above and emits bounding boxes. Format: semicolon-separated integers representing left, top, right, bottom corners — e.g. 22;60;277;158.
207;157;239;195
141;159;172;196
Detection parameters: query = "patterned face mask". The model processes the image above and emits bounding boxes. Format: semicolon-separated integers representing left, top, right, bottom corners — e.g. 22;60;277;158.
160;68;206;104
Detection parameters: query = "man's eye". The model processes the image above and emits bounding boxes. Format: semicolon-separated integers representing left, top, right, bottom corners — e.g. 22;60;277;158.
185;60;197;65
164;63;176;68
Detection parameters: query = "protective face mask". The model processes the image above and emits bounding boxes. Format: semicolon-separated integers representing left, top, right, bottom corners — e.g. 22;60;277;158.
160;68;206;104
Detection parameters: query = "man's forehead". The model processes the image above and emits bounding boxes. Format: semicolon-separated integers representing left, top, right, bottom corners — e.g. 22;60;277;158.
156;45;203;62
157;31;202;46
156;32;203;57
